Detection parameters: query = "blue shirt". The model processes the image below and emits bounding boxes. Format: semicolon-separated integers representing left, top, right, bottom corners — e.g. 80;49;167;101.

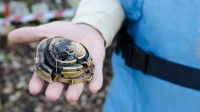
121;0;200;69
104;0;200;112
103;1;200;112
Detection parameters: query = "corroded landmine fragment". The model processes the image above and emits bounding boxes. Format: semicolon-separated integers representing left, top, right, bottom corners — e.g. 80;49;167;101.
35;36;94;84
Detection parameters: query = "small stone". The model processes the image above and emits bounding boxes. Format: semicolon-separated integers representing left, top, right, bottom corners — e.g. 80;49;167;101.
98;91;105;98
80;94;87;107
34;105;43;112
96;99;102;105
11;60;22;69
2;82;13;94
0;50;5;62
25;58;33;65
9;91;22;102
105;86;109;92
28;65;35;72
16;77;26;89
54;105;62;112
90;94;96;100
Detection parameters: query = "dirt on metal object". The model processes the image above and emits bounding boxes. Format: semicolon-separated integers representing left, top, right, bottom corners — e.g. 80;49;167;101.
34;36;94;84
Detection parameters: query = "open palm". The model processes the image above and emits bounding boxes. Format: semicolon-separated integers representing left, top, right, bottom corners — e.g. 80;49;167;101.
8;21;105;102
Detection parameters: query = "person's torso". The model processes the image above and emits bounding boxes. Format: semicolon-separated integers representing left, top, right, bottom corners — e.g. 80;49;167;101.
120;0;200;69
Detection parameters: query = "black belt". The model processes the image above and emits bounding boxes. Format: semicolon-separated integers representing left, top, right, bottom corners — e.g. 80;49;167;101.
115;28;200;90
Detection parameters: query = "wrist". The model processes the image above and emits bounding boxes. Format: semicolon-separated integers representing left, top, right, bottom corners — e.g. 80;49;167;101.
76;23;105;47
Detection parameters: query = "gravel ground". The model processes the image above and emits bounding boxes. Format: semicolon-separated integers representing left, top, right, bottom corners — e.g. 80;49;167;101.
0;37;115;112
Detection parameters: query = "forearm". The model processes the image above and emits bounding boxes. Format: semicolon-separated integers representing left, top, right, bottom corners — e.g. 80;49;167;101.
72;0;125;47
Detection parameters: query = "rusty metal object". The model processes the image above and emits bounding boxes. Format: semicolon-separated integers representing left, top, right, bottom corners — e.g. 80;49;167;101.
34;36;94;84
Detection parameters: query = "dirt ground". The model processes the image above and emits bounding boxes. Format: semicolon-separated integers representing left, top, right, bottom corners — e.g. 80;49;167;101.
0;37;115;112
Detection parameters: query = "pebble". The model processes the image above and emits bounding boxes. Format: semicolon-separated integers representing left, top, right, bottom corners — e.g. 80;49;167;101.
9;91;22;102
25;58;33;65
0;50;5;62
2;82;13;94
28;65;35;72
54;105;62;112
80;94;87;107
34;105;43;112
90;94;97;100
96;99;102;106
11;60;22;70
98;91;105;98
16;77;26;89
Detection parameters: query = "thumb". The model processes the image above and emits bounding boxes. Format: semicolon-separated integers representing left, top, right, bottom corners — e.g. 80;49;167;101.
8;26;46;44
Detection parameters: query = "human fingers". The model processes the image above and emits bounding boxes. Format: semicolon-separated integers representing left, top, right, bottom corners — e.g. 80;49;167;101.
45;82;64;101
89;65;103;93
29;72;45;95
66;83;84;102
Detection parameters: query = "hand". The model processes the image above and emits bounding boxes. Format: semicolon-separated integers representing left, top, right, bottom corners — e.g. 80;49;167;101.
8;21;105;102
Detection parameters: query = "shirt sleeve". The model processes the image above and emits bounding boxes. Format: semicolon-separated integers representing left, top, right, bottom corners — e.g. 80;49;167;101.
71;0;125;47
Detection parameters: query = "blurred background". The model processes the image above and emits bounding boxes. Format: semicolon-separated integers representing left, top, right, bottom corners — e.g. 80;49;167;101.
0;0;114;112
